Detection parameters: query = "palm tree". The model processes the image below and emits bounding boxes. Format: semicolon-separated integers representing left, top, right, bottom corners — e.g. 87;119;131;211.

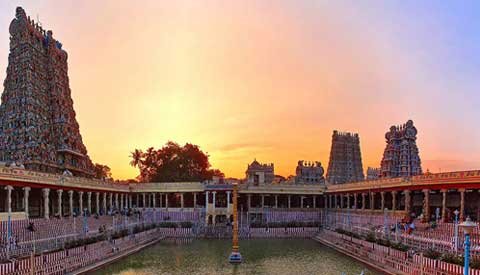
129;149;143;167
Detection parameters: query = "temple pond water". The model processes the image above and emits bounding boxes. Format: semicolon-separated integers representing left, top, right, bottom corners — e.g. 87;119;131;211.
93;239;378;275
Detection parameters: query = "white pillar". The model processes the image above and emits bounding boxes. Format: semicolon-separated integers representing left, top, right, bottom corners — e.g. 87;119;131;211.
109;193;113;210
288;195;291;208
68;190;74;217
103;192;107;214
193;193;197;209
142;193;146;208
115;193;119;210
5;185;13;214
180;193;184;209
247;194;252;209
152;193;156;208
57;189;63;217
313;196;316;208
23;187;30;218
159;194;163;208
275;195;278;208
43;188;50;219
96;192;100;215
301;196;304;208
261;195;265;208
79;191;84;215
165;193;169;210
87;192;92;214
205;191;209;212
226;191;231;212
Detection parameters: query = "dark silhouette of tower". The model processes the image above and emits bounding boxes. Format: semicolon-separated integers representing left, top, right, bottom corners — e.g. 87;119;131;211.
326;131;364;184
380;120;422;178
0;7;94;176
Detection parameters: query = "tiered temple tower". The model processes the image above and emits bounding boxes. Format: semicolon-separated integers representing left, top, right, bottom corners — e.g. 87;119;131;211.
245;159;274;185
326;131;364;184
0;7;94;177
379;120;422;178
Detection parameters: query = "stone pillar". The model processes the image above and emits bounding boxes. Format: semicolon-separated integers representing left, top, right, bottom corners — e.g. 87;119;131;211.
340;195;344;209
275;195;278;208
441;189;447;222
404;190;411;214
346;194;350;209
96;192;100;215
142;193;146;208
226;191;231;211
180;193;184;209
354;193;358;210
68;190;74;217
87;192;92;214
43;188;50;219
288;195;291;208
212;191;216;211
247;194;252;209
120;194;124;210
115;193;119;209
392;191;397;212
205;191;209;212
109;193;113;210
79;191;84;215
102;192;107;214
422;189;430;222
193;193;197;209
23;187;30;218
261;195;265;208
152;193;156;208
361;193;366;210
313;196;316;208
324;195;328;209
329;195;332;208
380;191;385;211
334;195;338;208
300;196;304;208
459;188;465;221
57;189;63;217
5;185;13;214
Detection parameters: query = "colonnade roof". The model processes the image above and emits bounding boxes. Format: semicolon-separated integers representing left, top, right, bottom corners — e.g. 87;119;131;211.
326;170;480;193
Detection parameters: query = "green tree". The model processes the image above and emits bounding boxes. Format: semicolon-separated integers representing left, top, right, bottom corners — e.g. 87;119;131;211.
130;141;223;182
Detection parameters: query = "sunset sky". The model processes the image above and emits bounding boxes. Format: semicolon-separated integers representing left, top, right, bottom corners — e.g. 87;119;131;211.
0;1;479;180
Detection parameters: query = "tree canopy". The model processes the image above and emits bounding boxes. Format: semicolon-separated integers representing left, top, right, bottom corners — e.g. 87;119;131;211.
130;141;224;182
94;163;112;180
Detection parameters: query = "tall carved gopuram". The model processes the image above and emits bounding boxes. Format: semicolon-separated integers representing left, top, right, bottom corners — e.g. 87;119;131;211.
380;120;422;178
0;7;94;177
326;131;364;184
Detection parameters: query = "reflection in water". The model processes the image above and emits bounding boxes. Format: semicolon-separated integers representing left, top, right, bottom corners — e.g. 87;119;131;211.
93;239;379;275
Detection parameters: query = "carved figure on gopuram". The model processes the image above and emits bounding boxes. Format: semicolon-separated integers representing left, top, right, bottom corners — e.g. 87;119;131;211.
379;120;422;178
0;7;94;177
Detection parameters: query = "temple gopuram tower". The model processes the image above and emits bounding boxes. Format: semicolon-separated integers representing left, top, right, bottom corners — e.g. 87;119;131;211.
326;131;364;184
380;120;422;178
0;7;94;177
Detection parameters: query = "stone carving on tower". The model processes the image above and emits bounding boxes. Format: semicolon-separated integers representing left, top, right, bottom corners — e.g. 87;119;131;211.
245;159;274;185
295;160;325;184
0;7;94;177
326;131;365;184
379;120;422;178
366;167;380;180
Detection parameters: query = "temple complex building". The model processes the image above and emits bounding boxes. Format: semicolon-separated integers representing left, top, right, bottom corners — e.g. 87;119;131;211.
295;160;325;184
245;159;274;185
0;7;94;177
326;131;364;184
380;120;422;178
366;167;380;180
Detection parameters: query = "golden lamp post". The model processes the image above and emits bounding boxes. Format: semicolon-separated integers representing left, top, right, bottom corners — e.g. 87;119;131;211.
229;182;242;263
